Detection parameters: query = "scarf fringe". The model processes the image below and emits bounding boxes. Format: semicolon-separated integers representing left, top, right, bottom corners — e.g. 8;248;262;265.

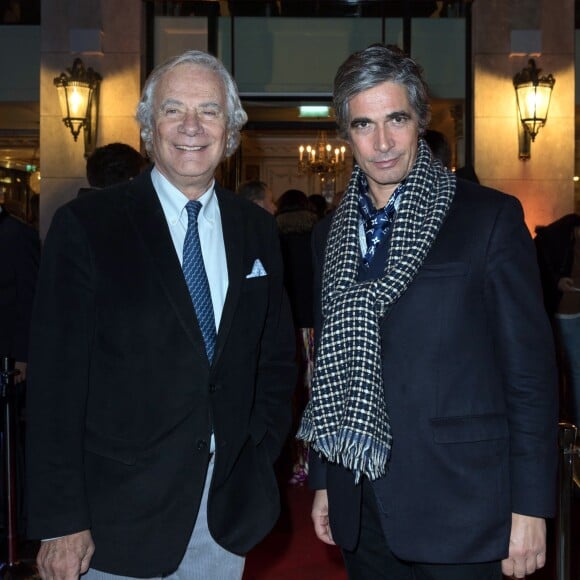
312;430;390;484
296;412;314;443
298;412;390;484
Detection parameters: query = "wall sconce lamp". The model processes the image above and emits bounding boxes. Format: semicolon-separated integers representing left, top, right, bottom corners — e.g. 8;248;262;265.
513;59;555;160
54;58;102;158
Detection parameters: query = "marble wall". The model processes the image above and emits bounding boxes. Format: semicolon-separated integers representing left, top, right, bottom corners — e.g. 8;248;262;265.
39;0;143;238
472;0;575;233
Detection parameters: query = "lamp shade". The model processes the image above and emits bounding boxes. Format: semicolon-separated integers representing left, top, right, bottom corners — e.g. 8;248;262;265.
513;59;555;142
54;59;101;142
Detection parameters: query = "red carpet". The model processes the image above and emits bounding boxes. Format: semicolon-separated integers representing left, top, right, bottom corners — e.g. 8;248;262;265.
243;485;347;580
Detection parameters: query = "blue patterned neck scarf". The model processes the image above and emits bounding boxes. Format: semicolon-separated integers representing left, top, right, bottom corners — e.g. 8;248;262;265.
358;176;404;267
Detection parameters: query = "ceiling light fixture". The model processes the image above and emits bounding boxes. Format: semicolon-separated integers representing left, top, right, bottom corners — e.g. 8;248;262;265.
298;131;346;177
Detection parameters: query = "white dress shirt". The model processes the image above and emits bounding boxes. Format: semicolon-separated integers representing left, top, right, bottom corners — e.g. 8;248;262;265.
152;167;229;330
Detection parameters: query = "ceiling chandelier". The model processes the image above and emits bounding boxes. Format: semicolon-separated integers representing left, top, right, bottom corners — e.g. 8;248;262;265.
298;131;346;177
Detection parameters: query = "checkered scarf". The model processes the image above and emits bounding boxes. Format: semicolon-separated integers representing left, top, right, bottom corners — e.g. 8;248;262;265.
297;139;456;483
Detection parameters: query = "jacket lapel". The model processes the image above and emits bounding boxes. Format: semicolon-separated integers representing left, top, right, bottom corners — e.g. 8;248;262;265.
214;185;244;365
125;171;209;363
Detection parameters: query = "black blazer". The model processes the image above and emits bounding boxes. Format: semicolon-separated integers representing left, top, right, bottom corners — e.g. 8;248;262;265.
25;170;296;576
309;179;559;564
0;208;40;362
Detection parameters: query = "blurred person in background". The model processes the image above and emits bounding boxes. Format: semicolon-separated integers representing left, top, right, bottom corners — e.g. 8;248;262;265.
308;194;329;221
0;199;40;383
237;179;276;214
77;142;148;197
423;128;452;168
275;189;318;485
535;213;580;426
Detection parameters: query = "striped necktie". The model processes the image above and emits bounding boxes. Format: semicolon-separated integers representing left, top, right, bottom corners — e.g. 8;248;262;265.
183;200;216;361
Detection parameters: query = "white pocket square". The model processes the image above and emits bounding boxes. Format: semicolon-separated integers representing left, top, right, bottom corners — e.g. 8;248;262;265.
246;258;267;278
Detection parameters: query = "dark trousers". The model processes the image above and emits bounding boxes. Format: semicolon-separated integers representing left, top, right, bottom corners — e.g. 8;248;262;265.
341;479;502;580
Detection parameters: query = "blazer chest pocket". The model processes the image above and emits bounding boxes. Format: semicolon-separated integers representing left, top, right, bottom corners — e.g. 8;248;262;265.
416;261;469;279
242;274;268;292
84;430;138;465
240;275;269;325
431;414;508;444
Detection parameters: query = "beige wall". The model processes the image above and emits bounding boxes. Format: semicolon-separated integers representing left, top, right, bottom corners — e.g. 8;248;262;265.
39;0;143;239
472;0;575;234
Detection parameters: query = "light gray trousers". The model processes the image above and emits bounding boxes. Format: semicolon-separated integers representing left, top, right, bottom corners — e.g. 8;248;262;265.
82;455;245;580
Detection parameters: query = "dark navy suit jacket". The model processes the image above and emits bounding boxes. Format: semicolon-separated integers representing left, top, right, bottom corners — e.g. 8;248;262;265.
25;169;296;576
309;178;558;564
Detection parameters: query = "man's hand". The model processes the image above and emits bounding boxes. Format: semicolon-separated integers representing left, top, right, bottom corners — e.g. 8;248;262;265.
557;277;576;292
501;513;546;578
312;489;335;545
37;530;95;580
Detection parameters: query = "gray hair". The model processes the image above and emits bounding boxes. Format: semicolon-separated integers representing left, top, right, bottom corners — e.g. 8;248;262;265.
136;50;248;158
333;44;431;139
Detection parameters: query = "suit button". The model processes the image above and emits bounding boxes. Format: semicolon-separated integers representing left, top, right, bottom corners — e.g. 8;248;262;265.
209;383;216;393
196;439;208;451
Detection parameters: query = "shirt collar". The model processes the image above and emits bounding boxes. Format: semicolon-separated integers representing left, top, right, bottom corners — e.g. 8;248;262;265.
151;166;217;226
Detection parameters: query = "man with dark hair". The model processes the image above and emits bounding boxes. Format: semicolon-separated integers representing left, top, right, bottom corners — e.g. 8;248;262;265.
298;44;558;579
77;142;147;197
237;179;276;214
423;128;452;168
